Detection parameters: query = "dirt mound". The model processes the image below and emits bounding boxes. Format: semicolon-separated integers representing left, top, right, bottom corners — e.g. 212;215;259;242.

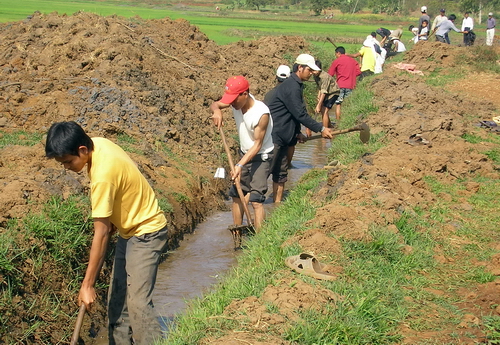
0;11;307;228
0;11;308;344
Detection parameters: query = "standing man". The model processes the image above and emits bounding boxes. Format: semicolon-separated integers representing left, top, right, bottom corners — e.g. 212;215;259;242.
328;46;361;117
462;12;474;46
432;9;449;43
419;6;431;35
263;65;290;106
45;121;168;344
267;54;334;203
211;76;274;229
433;14;468;43
487;12;496;46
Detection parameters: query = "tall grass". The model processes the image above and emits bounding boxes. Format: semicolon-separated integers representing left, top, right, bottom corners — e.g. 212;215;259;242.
0;195;95;340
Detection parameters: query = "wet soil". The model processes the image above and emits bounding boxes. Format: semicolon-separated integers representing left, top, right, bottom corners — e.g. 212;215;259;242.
1;10;500;345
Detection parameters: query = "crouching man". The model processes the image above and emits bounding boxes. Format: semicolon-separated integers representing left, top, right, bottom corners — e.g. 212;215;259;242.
45;121;168;344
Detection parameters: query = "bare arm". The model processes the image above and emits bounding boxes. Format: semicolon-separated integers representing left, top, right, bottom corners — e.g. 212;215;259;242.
316;92;326;114
232;114;269;180
210;101;231;129
78;217;112;311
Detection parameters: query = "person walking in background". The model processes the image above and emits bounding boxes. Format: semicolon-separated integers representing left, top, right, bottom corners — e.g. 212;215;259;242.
433;14;468;44
462;12;474;46
486;12;496;46
45;121;168;345
432;9;449;43
328;46;360;122
267;54;334;203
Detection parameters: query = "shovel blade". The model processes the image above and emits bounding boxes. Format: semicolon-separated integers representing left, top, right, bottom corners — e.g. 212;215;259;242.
359;122;370;143
214;167;225;179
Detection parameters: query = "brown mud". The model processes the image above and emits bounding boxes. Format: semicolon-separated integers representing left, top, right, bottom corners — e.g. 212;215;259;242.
1;10;500;344
0;11;306;343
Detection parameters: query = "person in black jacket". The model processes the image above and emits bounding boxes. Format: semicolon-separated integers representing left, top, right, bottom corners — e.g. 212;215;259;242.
267;53;334;203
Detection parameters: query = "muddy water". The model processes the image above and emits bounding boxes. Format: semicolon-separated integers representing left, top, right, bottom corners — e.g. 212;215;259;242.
154;137;331;326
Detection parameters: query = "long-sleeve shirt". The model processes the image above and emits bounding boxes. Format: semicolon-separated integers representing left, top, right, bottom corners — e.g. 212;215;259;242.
432;14;448;30
487;17;496;29
436;20;461;37
462;16;474;30
267;73;323;146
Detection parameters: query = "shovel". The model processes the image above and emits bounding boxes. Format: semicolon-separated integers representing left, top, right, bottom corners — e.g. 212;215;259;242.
307;122;370;143
70;304;86;345
218;127;255;249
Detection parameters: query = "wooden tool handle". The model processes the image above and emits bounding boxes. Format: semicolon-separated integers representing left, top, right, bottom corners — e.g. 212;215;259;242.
219;127;254;226
307;125;362;141
70;304;86;345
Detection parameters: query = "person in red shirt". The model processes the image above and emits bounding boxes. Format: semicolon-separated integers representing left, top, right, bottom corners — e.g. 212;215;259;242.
327;46;361;121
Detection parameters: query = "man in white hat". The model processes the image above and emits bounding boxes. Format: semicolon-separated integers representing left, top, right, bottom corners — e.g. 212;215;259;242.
267;54;334;203
263;65;290;106
419;6;430;35
487;12;496;46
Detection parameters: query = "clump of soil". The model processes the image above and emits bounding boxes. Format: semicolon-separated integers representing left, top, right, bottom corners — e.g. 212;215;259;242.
0;11;306;344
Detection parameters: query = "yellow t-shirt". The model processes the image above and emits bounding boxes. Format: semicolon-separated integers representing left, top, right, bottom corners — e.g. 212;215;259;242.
88;137;167;239
359;46;376;73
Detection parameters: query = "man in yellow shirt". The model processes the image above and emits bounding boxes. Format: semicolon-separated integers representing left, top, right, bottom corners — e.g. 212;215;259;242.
45;121;168;344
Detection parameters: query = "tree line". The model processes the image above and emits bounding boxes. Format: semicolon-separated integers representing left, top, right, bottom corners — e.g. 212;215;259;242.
224;0;499;18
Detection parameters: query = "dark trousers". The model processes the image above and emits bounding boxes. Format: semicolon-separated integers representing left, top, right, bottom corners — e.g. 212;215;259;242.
463;27;472;46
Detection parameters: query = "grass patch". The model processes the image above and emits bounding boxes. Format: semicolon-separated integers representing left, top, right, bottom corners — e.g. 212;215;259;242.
117;133;143;154
425;67;464;87
0;130;43;148
0;195;96;341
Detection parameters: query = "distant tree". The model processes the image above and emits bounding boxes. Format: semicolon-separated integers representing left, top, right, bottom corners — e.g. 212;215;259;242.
459;0;481;12
310;0;332;15
246;0;272;10
368;0;400;14
335;0;367;13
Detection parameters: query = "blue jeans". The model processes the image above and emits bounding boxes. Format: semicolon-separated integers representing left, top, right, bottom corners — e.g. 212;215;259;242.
108;226;168;345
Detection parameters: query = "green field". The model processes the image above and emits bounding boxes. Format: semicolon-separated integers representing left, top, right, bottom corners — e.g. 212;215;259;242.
0;0;389;46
